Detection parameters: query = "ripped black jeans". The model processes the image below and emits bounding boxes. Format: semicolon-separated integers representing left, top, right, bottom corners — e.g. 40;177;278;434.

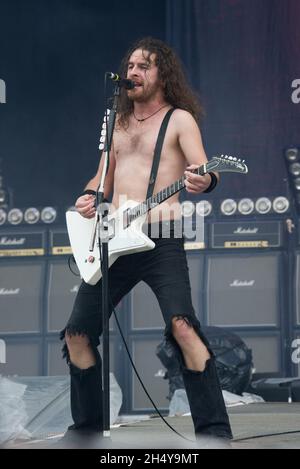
61;222;233;439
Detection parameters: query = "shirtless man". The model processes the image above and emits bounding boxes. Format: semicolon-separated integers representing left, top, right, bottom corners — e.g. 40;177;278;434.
60;37;232;445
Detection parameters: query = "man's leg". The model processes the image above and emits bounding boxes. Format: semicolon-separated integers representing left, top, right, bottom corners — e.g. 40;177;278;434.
64;332;103;432
140;232;232;440
60;255;140;434
170;316;232;440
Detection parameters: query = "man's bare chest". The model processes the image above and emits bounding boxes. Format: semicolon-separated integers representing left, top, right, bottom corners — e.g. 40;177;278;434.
113;120;178;166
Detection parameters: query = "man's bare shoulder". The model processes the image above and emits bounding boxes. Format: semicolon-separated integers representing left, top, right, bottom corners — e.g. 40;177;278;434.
172;109;199;129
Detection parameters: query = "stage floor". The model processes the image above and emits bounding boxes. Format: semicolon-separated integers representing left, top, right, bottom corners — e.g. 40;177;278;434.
3;403;300;450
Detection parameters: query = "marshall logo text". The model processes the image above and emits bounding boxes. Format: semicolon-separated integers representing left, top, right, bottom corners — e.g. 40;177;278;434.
0;288;20;295
230;280;255;287
233;227;259;235
0;237;26;246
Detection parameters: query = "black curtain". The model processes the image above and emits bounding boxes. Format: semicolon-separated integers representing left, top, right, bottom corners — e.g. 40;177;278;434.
167;0;300;199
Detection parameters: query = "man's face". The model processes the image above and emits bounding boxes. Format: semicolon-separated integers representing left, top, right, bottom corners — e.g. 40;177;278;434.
126;49;162;102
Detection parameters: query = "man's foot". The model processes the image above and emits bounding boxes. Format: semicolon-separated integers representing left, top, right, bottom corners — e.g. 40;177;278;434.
50;428;105;449
196;435;232;449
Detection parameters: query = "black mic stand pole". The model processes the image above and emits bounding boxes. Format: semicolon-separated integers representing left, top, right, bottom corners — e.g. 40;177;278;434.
96;83;120;439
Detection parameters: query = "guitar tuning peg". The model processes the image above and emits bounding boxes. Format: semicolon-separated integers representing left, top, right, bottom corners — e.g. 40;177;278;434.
99;143;104;150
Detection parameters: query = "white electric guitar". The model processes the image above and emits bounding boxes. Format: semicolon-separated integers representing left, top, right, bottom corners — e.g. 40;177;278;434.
66;155;248;285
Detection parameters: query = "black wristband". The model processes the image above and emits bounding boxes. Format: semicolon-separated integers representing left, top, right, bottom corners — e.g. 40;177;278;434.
203;172;218;193
81;189;96;197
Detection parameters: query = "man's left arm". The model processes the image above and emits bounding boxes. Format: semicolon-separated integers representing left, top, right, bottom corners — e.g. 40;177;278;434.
176;110;219;194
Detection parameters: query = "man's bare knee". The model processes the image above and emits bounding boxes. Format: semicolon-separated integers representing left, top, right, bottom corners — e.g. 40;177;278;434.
171;316;194;343
65;333;90;353
65;333;96;369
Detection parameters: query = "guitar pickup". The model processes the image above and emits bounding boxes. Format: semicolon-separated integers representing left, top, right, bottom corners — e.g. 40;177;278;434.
123;209;131;229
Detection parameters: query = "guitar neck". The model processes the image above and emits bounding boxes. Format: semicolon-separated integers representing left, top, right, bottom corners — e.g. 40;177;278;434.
128;165;207;223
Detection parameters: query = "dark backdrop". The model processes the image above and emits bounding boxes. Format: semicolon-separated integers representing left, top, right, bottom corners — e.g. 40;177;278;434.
1;0;300;211
167;0;300;200
0;0;166;209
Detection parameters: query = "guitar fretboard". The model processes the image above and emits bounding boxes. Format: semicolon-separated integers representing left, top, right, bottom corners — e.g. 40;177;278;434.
127;156;246;224
128;168;205;223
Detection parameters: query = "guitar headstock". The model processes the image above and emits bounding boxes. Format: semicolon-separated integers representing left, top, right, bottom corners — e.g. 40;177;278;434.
99;109;110;151
207;155;248;174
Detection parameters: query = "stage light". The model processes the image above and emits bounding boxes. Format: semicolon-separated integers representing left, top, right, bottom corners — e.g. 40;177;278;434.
238;198;255;216
255;197;272;215
294;178;300;191
220;199;237;216
196;200;213;217
285;148;299;162
41;207;57;224
181;201;195;217
24;207;40;224
0;188;6;206
273;197;290;214
7;208;23;225
289;162;300;177
0;208;7;225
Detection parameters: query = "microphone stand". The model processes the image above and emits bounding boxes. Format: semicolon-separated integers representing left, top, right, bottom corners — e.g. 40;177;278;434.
95;83;120;439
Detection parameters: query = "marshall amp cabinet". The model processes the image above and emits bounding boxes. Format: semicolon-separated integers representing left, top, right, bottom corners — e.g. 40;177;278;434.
204;252;284;374
210;220;284;249
0;260;45;333
205;252;282;328
0;228;47;257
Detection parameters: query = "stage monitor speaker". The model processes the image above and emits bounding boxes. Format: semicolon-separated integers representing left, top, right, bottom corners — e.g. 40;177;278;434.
205;253;281;327
239;334;281;373
129;252;204;330
130;336;169;411
0;261;44;333
0;340;41;376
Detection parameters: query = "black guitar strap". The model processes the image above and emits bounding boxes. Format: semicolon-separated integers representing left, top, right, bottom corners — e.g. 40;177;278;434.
146;108;176;200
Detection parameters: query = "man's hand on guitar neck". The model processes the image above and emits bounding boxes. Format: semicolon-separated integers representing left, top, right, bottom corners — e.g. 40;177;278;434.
75;194;96;219
184;164;214;194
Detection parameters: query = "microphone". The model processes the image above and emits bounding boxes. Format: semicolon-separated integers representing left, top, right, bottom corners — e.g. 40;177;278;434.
106;72;135;90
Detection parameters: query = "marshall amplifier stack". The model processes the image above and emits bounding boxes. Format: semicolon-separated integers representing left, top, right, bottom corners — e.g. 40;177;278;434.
0;228;47;376
0;216;294;412
206;219;287;378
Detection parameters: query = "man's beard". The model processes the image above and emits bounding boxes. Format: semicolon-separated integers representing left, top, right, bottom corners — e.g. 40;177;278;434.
128;82;161;103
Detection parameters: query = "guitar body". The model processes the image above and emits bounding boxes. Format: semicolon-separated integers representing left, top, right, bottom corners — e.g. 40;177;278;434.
66;200;156;285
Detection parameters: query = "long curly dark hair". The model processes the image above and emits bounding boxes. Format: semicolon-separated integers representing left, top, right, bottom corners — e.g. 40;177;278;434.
117;37;204;129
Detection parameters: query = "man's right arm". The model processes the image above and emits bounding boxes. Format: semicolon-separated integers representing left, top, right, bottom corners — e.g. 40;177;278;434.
75;146;116;219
